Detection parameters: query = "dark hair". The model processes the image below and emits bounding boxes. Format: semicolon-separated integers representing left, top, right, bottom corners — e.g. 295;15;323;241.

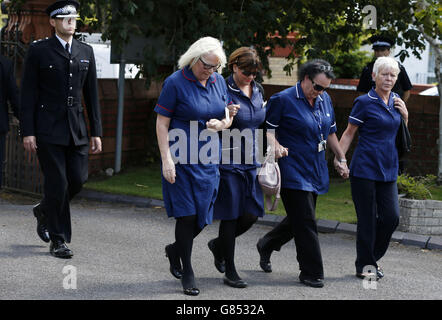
298;59;335;81
228;47;262;73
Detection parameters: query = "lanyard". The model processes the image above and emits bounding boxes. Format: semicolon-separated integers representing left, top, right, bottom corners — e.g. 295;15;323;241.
311;102;324;142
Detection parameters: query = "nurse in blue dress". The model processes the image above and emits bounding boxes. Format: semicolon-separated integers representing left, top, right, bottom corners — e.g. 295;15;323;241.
155;37;239;296
338;57;408;280
256;60;348;288
207;47;266;289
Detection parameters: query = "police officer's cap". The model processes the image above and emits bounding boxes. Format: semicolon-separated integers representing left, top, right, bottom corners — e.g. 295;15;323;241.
370;35;394;50
46;0;80;19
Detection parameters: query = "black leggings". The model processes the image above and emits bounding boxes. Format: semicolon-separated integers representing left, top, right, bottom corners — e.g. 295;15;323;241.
174;215;203;288
216;212;258;280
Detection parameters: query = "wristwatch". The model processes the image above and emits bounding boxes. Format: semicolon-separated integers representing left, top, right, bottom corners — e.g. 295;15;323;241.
339;159;347;163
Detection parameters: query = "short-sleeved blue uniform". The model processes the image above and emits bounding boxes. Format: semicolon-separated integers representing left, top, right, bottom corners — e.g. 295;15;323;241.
348;88;401;182
154;66;229;228
213;76;266;220
265;82;337;195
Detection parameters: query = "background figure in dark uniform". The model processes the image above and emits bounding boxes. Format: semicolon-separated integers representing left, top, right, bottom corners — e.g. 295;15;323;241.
20;0;102;258
0;54;20;189
357;36;413;102
357;35;412;174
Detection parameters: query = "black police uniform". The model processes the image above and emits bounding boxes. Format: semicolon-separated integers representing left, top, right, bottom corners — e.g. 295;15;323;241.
0;55;20;188
357;60;413;98
20;36;102;243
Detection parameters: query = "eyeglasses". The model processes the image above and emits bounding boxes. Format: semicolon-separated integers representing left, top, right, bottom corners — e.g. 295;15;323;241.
240;69;258;77
199;57;220;71
309;77;329;92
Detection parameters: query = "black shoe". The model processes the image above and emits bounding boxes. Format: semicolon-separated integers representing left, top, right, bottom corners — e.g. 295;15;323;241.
299;273;324;288
376;266;384;279
183;287;200;296
181;275;200;296
33;204;50;243
50;240;73;259
165;244;182;279
208;239;225;273
256;238;272;273
223;276;248;288
356;271;379;280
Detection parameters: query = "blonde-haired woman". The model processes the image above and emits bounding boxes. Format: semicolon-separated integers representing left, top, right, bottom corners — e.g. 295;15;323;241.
337;56;408;280
155;36;238;296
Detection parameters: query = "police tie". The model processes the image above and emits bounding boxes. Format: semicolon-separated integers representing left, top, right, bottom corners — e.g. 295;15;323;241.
65;43;71;57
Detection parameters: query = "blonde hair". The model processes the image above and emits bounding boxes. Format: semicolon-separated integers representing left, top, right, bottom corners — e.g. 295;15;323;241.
178;36;226;72
373;57;400;77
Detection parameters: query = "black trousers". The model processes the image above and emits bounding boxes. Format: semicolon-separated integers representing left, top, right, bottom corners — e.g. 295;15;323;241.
0;134;5;188
350;176;399;273
36;140;89;243
259;188;324;279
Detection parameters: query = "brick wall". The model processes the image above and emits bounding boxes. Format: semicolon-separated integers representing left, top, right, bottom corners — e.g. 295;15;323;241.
262;84;440;177
93;79;439;178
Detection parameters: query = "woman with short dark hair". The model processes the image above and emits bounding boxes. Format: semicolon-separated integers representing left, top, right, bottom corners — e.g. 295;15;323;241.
256;59;348;288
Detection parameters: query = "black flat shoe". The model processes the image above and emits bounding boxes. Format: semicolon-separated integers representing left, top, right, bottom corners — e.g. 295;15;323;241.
223;276;248;288
183;287;200;296
165;244;182;279
208;239;225;273
256;238;272;273
299;273;324;288
33;204;50;243
50;240;73;259
181;275;199;296
356;272;379;280
376;266;384;279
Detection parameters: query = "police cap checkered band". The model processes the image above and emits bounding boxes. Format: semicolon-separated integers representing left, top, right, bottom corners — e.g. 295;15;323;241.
50;5;78;18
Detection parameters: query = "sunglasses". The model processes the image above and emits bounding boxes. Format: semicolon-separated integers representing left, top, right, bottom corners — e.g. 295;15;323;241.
309;77;329;92
240;69;258;77
199;58;221;71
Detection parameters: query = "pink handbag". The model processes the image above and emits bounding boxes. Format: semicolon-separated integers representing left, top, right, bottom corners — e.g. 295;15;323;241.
258;149;281;211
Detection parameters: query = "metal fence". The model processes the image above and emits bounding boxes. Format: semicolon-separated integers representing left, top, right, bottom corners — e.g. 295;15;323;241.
1;24;43;195
3;122;43;195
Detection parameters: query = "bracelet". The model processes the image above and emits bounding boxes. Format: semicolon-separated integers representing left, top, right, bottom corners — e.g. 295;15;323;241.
339;159;347;163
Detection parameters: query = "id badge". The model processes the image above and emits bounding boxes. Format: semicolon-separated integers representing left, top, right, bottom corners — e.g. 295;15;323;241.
318;140;327;152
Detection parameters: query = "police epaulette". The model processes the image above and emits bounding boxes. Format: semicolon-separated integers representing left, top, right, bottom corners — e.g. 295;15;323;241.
32;37;50;44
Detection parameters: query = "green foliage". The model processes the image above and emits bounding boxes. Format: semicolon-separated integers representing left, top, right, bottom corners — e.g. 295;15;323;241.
333;50;372;78
397;174;437;200
70;0;438;86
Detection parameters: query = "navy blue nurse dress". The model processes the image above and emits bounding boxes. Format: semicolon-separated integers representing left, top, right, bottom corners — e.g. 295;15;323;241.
154;67;229;229
213;76;266;220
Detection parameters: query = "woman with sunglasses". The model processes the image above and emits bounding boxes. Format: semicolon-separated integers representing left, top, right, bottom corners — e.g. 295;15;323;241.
155;37;239;296
256;59;348;288
207;47;266;288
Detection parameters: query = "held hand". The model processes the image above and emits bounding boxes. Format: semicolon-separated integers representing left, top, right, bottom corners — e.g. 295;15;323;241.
227;104;240;118
334;157;349;179
394;97;408;122
274;145;289;159
23;136;37;153
162;158;176;184
206;119;226;132
90;137;102;154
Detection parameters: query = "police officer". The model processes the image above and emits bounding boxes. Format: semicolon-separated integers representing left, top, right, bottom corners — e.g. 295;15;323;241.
0;54;20;190
20;0;102;258
357;36;412;102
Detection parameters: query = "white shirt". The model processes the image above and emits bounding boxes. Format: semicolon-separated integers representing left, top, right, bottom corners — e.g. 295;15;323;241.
55;34;73;54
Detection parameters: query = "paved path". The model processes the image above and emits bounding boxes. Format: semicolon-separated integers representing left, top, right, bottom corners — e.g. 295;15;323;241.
0;192;441;300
